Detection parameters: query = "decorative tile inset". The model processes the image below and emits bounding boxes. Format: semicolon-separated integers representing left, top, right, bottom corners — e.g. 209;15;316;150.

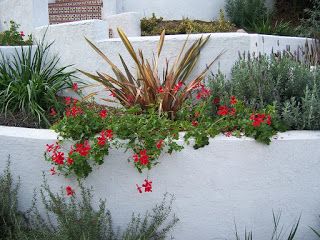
48;0;103;24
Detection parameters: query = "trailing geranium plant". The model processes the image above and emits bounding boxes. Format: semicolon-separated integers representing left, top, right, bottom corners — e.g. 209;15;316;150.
46;93;283;189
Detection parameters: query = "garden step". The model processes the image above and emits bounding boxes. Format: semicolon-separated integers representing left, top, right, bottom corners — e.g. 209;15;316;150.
48;0;103;24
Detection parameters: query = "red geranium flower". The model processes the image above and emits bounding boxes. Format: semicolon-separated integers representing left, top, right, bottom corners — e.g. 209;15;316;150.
156;139;164;149
192;121;199;127
217;105;229;116
136;184;143;193
66;186;75;196
19;31;25;37
65;97;72;105
157;86;164;93
50;108;57;116
50;167;56;175
140;154;149;165
173;82;183;93
230;96;237;105
266;115;272;125
99;109;107;119
72;83;78;92
196;86;211;99
46;143;55;153
133;154;139;162
75;140;91;157
52;152;64;165
67;157;74;165
142;179;153;192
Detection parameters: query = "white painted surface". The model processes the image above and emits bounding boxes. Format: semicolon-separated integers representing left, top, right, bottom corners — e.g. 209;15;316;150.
0;0;49;35
105;0;274;21
32;23;308;101
104;12;141;38
0;126;319;239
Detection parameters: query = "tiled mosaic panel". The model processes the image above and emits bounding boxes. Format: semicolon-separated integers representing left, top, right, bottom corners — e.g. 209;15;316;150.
55;0;102;3
49;0;103;24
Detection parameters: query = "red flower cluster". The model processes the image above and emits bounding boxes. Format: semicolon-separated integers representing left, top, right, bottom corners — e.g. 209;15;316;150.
75;140;91;157
192;120;199;127
250;113;272;127
66;105;83;117
72;83;78;92
99;109;108;119
136;179;153;193
217;106;229;116
196;85;211;100
217;97;238;116
65;97;82;117
133;150;149;166
50;108;57;116
50;167;56;175
46;142;65;165
173;82;183;93
97;130;113;146
157;86;164;93
230;96;237;105
20;31;25;37
66;186;75;196
65;97;77;105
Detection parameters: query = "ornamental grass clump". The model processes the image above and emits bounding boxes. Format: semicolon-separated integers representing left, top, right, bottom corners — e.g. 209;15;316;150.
80;29;222;119
0;41;76;128
234;212;300;240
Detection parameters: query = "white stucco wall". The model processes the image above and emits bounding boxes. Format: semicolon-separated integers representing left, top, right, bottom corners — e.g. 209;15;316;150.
0;126;319;239
32;21;308;100
107;0;275;20
0;0;49;35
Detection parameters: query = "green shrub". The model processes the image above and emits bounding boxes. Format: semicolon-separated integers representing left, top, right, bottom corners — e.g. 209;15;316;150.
208;51;320;130
0;41;75;128
225;0;268;30
301;0;320;38
141;11;235;36
0;21;32;46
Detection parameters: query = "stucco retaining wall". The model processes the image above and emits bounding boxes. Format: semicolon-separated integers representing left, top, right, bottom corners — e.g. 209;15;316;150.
32;21;309;101
0;126;320;239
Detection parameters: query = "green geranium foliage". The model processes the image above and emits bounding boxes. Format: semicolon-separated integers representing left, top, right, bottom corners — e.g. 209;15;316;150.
47;93;283;179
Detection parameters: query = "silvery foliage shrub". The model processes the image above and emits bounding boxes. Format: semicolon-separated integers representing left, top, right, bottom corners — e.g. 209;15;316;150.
0;161;29;240
208;52;320;130
0;160;178;240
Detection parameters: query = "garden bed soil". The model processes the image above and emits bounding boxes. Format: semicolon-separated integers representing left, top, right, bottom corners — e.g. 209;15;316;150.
0;112;45;129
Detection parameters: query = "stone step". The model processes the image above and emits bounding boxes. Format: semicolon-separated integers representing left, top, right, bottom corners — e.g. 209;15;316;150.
48;0;103;24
